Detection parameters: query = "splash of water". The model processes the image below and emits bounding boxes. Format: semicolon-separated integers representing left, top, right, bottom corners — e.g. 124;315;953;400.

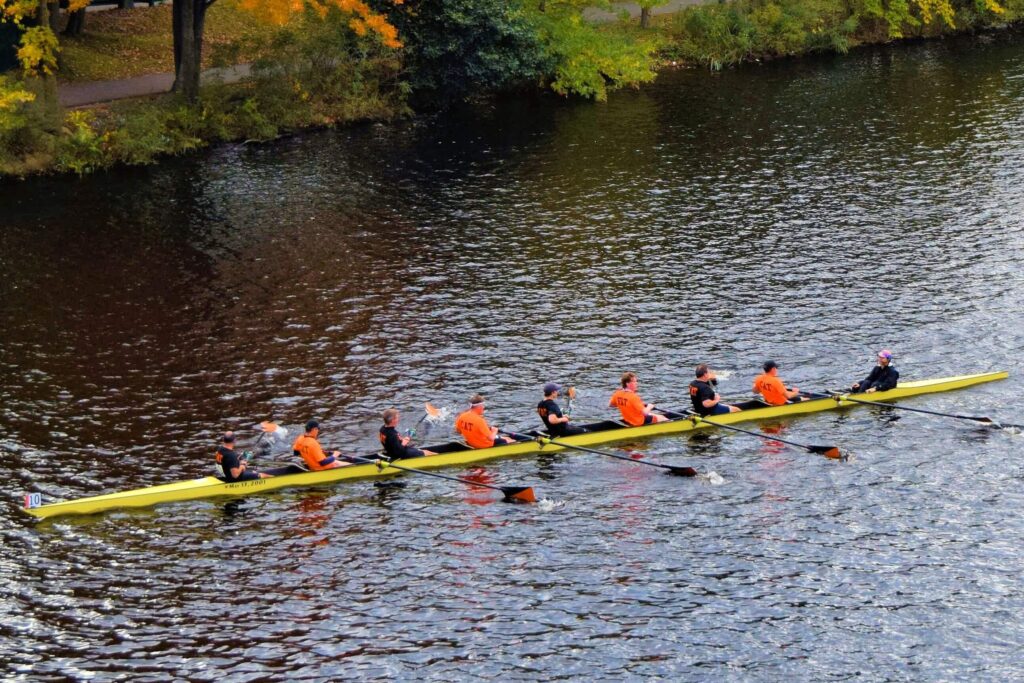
537;498;566;512
702;471;726;486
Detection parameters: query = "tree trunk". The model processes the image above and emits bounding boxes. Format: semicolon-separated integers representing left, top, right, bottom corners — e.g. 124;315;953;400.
64;9;86;36
172;0;210;102
47;1;60;33
34;0;60;130
640;6;651;29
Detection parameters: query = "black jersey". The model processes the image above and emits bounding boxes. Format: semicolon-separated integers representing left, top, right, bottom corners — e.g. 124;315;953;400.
689;378;719;416
379;425;424;459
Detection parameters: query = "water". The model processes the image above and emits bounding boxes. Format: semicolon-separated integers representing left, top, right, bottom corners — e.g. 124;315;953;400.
2;32;1024;679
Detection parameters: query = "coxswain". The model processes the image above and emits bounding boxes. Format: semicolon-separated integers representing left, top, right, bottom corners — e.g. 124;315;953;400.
537;383;586;436
752;360;805;406
690;364;742;416
851;349;899;393
215;432;271;481
292;420;348;470
609;372;668;426
455;395;514;448
379;409;437;460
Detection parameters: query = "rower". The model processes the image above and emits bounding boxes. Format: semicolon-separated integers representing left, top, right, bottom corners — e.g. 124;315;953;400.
379;408;437;460
690;364;742;416
215;432;272;482
292;420;349;470
455;395;515;448
609;372;668;426
852;349;899;393
537;382;586;436
753;360;806;406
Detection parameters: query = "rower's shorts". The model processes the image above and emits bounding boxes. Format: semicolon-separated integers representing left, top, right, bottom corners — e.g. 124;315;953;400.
225;471;260;482
551;425;588;437
709;403;732;416
643;414;656;425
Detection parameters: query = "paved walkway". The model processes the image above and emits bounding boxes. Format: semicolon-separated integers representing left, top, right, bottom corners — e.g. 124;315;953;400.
58;0;710;107
583;0;708;21
58;64;251;107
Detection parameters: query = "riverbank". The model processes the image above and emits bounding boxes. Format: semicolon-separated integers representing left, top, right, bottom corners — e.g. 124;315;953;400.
2;0;1021;178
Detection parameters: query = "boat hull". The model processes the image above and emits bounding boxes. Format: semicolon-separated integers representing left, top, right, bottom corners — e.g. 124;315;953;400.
22;371;1008;519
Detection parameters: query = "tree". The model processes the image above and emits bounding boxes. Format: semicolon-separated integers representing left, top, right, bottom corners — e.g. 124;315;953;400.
380;0;552;106
173;0;402;102
0;0;87;112
637;0;669;28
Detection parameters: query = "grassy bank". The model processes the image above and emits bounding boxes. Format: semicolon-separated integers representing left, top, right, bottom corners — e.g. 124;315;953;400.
2;0;1023;177
57;3;274;83
2;7;407;176
650;0;1023;68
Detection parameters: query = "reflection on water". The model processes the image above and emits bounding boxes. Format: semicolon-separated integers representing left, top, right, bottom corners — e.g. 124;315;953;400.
2;30;1024;679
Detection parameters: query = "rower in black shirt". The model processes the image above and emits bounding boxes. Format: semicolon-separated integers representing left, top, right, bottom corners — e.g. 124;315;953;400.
379;409;437;460
537;383;587;437
215;432;271;482
851;349;900;393
689;364;743;416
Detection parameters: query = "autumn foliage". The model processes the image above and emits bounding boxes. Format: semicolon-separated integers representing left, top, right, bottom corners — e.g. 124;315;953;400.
1;0;90;76
234;0;403;48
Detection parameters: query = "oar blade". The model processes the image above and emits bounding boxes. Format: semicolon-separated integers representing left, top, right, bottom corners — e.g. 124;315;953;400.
424;402;442;418
502;486;537;503
260;421;279;433
666;466;699;477
808;445;843;459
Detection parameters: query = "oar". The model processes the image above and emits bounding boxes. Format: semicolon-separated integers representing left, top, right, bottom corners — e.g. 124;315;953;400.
406;402;442;438
345;455;537;503
500;430;698;477
690;415;844;460
565;386;577;418
819;392;1024;430
246;421;285;463
253;421;280;448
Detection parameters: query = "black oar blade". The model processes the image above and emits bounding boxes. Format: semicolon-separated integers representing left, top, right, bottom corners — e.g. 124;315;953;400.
666;466;699;477
501;486;537;503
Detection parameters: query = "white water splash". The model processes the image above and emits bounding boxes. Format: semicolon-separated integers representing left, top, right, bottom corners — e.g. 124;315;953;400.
701;471;726;486
537;498;566;512
426;406;452;424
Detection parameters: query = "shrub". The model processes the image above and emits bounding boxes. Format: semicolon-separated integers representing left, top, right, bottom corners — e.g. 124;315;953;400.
533;9;659;101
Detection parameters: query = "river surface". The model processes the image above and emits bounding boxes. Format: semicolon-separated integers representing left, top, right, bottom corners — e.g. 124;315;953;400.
2;31;1024;680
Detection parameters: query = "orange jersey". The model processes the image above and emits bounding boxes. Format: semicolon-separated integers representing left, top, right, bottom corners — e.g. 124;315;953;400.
455;410;496;449
292;434;336;471
753;373;789;406
610;389;647;426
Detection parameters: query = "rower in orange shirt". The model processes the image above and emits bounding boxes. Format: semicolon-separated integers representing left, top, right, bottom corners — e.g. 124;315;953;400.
609;372;668;426
292;420;349;470
752;360;805;406
455;395;515;449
